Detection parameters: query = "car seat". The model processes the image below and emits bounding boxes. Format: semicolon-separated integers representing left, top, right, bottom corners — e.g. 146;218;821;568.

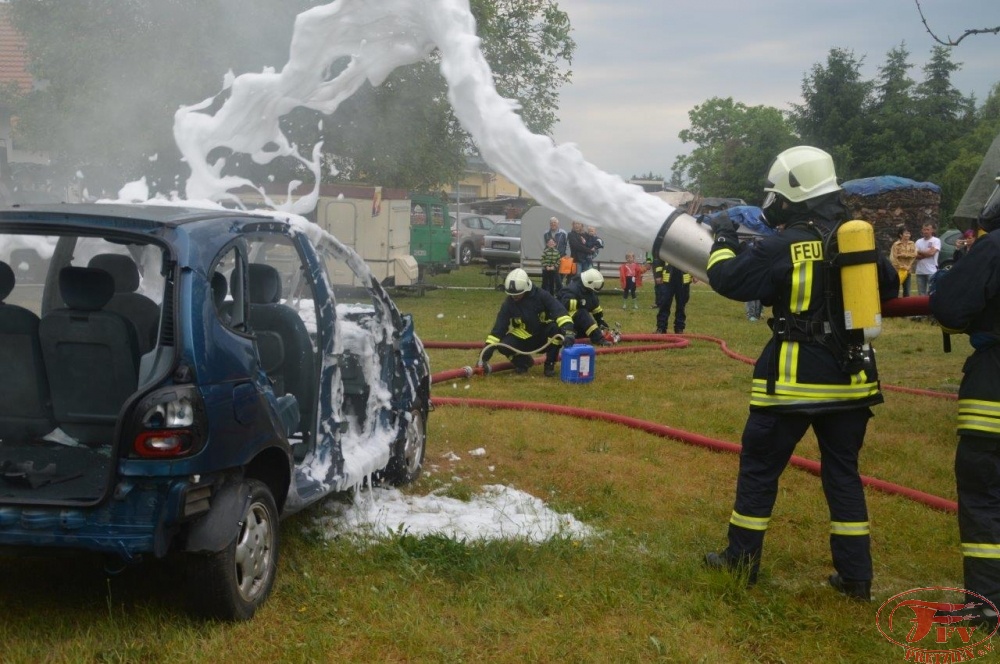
87;254;160;354
0;261;54;440
39;267;140;446
247;263;313;437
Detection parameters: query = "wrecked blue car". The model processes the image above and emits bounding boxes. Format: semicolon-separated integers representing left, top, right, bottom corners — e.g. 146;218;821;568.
0;202;430;620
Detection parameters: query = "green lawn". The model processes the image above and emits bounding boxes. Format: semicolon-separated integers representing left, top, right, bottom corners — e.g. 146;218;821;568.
0;264;976;663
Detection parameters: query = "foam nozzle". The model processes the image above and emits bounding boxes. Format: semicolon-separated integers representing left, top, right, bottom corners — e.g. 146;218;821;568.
651;210;714;283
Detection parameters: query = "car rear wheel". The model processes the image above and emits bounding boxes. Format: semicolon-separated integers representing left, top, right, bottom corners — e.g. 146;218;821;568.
187;479;279;621
459;243;474;266
376;403;427;486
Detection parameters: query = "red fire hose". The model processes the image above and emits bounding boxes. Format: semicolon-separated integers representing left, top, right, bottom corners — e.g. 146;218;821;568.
425;326;959;514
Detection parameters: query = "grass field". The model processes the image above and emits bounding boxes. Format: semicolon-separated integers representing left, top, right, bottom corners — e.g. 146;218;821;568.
0;264;979;663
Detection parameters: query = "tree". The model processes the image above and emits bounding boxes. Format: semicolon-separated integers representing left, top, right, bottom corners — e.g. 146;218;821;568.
937;82;1000;216
790;48;874;180
671;97;797;203
907;46;976;195
320;0;574;189
865;44;920;175
9;0;574;196
10;0;316;195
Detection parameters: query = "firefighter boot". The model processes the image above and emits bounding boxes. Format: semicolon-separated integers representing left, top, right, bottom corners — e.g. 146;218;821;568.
512;355;533;374
543;362;556;377
828;574;871;601
704;551;758;586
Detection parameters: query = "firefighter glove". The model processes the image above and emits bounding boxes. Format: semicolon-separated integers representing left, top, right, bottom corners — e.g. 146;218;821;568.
709;211;737;236
562;332;576;347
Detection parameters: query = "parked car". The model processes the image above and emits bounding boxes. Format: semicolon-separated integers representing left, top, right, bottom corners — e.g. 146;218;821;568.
450;213;497;266
0;202;430;621
937;228;962;268
481;220;522;267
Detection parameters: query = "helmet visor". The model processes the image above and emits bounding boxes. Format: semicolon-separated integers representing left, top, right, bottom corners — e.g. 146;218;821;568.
762;191;778;210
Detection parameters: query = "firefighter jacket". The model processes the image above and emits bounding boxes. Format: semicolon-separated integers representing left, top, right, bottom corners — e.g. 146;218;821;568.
557;277;606;328
653;260;690;285
707;214;897;414
486;285;574;345
930;229;1000;438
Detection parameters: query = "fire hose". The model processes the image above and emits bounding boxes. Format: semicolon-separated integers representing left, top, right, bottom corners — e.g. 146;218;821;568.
425;322;959;514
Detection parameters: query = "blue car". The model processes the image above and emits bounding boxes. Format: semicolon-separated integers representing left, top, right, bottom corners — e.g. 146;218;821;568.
0;203;430;620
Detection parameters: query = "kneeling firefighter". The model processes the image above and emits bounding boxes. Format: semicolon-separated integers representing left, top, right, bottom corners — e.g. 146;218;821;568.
558;268;612;346
702;146;899;599
481;268;576;377
930;175;1000;629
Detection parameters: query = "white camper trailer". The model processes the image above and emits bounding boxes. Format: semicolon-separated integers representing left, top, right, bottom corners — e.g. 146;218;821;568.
240;184;420;288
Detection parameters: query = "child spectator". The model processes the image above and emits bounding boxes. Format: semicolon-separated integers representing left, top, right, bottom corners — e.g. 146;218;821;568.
586;226;604;264
618;252;644;309
540;238;561;295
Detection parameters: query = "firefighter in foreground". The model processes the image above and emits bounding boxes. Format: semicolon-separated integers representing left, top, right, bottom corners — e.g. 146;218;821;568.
702;146;898;600
930;176;1000;629
480;268;576;377
558;268;612;347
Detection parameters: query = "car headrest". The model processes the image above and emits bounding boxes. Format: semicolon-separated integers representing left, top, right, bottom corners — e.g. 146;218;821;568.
60;267;115;311
0;261;13;302
87;254;140;293
248;263;282;304
211;272;229;309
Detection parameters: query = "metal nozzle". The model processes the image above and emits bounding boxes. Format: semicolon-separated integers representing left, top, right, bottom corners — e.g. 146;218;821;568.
651;210;714;283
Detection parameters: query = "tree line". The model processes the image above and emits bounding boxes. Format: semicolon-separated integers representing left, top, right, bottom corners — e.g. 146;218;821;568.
671;45;1000;220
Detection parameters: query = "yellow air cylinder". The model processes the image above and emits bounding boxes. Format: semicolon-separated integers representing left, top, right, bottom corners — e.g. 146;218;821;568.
837;220;882;342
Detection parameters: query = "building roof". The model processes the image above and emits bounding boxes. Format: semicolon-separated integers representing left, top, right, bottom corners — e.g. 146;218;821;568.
0;5;32;94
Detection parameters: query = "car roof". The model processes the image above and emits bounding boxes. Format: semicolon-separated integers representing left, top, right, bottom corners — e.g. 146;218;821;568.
0;202;271;228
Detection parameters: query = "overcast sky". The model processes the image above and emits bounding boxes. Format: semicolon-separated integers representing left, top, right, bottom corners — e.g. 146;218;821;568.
550;0;999;182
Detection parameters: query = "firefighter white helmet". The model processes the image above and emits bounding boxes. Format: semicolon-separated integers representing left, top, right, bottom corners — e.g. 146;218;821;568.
762;146;841;207
581;268;604;291
504;268;532;295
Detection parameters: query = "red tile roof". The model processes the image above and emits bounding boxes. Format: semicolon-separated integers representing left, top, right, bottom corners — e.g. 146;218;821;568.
0;6;33;93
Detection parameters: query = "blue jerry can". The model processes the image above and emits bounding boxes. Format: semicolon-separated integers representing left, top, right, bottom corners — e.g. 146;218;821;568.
560;344;596;384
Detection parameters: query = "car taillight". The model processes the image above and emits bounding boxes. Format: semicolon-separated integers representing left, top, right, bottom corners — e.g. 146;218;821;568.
130;385;205;459
134;430;195;457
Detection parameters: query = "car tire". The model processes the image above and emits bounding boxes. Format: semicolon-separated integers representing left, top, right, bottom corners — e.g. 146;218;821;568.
459;243;474;266
375;402;427;486
187;479;280;621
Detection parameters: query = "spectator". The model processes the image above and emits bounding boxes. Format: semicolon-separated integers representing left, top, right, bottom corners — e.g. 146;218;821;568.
586;226;604;265
540;238;561;295
890;225;918;297
480;268;575;377
568;221;592;273
619;252;645;310
914;222;941;296
542;217;569;290
954;229;976;262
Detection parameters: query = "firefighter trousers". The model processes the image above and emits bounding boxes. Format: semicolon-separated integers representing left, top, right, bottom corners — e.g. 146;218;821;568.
725;407;873;581
495;323;562;367
956;434;1000;608
657;281;689;333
